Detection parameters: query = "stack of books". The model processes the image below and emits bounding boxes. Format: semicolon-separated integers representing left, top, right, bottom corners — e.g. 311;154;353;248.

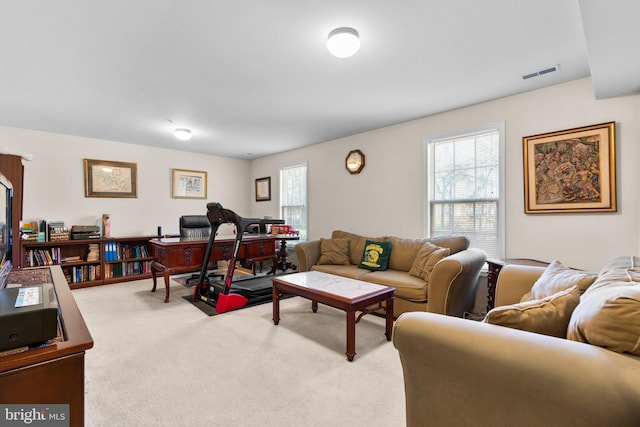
87;243;100;262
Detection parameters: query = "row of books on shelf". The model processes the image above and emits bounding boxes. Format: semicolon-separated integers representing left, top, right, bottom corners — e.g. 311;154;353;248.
62;264;101;284
24;248;61;266
104;242;150;262
103;261;151;279
23;244;98;267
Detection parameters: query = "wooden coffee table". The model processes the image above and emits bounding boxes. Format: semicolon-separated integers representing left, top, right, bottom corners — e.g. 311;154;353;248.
272;271;395;361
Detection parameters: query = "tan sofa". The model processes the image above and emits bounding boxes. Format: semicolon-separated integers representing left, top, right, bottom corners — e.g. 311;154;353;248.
294;230;486;317
393;256;640;427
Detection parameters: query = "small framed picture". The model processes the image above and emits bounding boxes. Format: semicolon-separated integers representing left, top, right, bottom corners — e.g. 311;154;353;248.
255;177;271;202
523;121;616;213
84;159;137;198
172;169;207;199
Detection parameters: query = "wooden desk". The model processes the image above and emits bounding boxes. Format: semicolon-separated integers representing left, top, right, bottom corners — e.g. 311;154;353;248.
0;266;93;427
149;235;278;302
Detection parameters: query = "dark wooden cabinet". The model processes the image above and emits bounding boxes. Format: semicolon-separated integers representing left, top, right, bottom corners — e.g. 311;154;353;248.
0;266;93;427
0;154;24;268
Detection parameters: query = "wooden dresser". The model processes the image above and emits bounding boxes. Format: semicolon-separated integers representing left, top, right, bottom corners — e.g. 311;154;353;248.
0;266;93;427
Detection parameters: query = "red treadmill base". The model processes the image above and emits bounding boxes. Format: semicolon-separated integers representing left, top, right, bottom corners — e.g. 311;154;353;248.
215;293;248;313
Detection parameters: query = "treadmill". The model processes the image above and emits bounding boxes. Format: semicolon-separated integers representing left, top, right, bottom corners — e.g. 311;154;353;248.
192;202;285;313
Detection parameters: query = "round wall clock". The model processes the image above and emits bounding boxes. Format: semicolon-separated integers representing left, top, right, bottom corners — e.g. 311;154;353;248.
345;149;365;174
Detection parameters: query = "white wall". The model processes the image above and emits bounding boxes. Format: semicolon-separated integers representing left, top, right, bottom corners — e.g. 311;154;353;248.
2;77;638;271
250;78;640;271
0;127;250;237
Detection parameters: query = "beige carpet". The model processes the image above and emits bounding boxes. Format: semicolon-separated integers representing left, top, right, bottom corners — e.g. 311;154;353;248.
72;278;406;426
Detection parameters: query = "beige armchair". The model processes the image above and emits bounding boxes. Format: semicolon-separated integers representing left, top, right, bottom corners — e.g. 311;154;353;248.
392;263;640;427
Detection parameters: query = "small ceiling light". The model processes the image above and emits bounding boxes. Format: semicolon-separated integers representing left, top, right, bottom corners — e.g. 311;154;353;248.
327;27;360;58
174;128;192;141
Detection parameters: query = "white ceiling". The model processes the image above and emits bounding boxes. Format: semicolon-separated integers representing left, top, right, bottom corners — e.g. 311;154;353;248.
0;1;638;160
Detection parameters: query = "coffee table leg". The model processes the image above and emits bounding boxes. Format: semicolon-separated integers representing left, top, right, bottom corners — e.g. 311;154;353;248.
272;285;280;325
346;311;356;362
311;300;318;313
385;297;394;341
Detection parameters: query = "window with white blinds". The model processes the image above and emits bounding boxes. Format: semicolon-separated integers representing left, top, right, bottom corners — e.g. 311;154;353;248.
425;123;504;259
279;163;308;242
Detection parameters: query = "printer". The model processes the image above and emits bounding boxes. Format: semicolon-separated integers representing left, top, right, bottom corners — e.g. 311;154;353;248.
71;225;100;240
0;284;58;351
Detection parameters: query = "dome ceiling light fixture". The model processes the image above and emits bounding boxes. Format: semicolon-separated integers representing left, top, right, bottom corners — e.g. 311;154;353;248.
327;27;360;58
173;128;192;141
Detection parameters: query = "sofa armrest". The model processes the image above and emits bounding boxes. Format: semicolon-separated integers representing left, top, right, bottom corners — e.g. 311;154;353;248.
294;240;321;272
494;264;546;306
393;312;640;427
427;248;486;317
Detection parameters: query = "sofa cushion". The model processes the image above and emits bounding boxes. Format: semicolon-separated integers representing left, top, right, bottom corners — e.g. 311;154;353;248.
520;259;597;302
425;235;469;255
317;238;350;265
362;270;428;302
588;261;640;293
408;242;450;283
386;237;427;272
311;264;372;280
597;255;640;276
567;282;640;356
358;240;392;271
484;285;581;338
331;230;386;265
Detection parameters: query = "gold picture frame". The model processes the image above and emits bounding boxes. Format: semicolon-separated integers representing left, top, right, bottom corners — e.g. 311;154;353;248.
84;159;137;198
523;121;616;214
171;169;207;199
255;177;271;201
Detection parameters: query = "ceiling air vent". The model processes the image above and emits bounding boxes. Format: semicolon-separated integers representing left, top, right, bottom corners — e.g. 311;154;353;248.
522;64;560;80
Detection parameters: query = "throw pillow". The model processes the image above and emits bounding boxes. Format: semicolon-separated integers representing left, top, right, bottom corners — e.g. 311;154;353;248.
317;238;350;265
520;259;597;302
567;285;640;356
408;242;450;283
484;285;581;338
358;240;392;271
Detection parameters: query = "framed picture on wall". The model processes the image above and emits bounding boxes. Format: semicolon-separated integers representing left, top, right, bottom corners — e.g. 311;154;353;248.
84;159;137;198
523;121;616;213
255;177;271;201
171;168;207;199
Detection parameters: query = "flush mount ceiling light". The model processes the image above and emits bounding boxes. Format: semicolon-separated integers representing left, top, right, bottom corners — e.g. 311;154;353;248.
327;27;360;58
173;128;192;141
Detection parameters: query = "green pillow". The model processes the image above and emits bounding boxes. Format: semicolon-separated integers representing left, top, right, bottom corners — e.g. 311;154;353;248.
358;240;392;271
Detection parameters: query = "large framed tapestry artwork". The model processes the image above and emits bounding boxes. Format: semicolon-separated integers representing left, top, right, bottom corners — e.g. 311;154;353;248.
523;121;616;214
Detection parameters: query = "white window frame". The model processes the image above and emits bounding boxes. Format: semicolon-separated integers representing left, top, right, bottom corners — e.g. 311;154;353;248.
423;122;505;259
279;162;308;242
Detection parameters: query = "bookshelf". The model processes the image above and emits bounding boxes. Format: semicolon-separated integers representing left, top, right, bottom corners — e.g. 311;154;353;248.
102;236;153;284
20;236;155;289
